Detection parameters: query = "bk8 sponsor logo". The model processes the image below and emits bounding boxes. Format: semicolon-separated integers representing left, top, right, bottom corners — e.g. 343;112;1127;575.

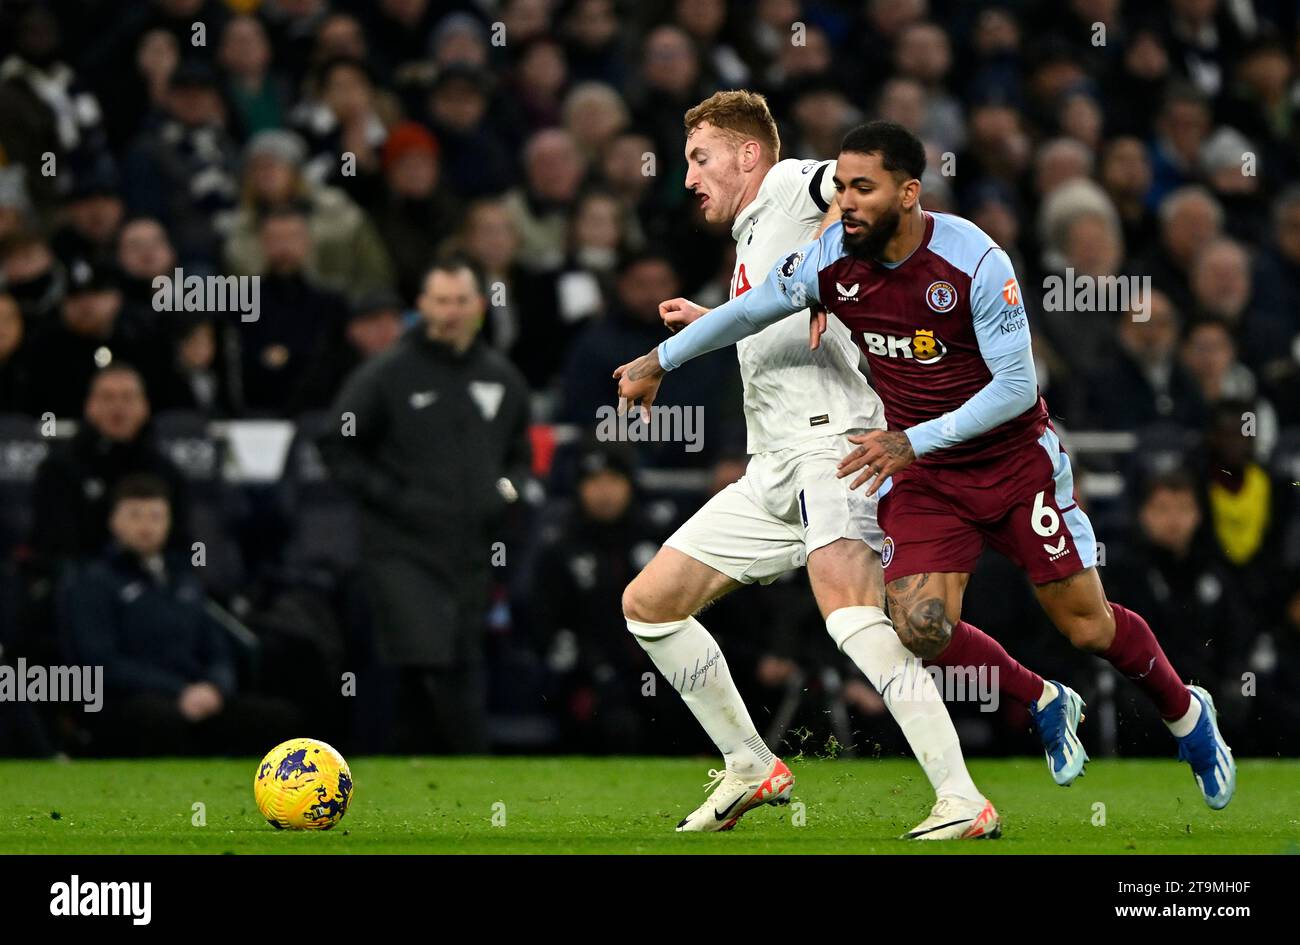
860;330;948;363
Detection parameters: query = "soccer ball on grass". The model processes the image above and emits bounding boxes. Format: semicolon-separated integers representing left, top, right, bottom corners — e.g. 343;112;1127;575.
254;738;354;830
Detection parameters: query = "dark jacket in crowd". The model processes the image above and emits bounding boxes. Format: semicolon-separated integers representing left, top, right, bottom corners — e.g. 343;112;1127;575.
0;341;37;415
1241;573;1300;755
559;306;742;466
121;114;239;268
26;313;167;420
320;326;531;666
369;192;464;302
531;501;663;678
1105;535;1248;687
60;544;235;697
1246;248;1300;376
1103;531;1252;754
1081;349;1207;431
0;56;110;221
235;272;350;414
29;425;190;563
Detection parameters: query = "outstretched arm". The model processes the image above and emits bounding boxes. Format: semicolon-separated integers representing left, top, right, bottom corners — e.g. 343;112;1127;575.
658;251;818;370
613;231;834;414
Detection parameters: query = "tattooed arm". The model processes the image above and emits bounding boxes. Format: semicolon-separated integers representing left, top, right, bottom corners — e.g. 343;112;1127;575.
836;430;917;496
611;349;667;421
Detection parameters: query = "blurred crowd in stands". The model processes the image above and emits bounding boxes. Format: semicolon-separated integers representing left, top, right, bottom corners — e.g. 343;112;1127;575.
1;0;1299;759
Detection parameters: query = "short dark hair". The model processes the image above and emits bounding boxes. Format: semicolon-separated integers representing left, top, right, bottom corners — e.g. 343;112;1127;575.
314;55;375;95
110;472;172;510
421;255;485;296
1142;468;1198;505
89;362;146;391
840;121;926;182
617;249;674;277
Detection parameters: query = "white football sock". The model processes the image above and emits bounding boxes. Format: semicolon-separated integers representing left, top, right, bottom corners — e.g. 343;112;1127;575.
828;606;983;804
1165;689;1201;738
627;616;774;776
1036;679;1059;711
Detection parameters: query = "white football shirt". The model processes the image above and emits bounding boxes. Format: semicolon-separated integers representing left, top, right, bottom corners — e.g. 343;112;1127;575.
728;158;884;453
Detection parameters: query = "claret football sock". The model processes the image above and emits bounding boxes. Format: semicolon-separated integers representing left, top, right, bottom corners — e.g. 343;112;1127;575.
829;606;983;803
928;620;1047;708
627;616;775;776
1103;603;1193;722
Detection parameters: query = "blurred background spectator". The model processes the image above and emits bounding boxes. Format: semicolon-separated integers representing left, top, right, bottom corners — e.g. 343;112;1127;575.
60;472;301;755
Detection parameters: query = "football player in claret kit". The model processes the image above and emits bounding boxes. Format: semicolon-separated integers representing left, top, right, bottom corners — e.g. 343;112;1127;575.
618;93;1000;838
617;120;1236;812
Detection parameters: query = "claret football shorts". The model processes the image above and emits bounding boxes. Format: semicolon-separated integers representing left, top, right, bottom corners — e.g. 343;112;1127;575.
877;426;1098;585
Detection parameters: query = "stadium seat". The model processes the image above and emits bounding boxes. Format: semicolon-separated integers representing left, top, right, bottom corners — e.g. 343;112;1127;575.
1130;423;1200;480
153;410;246;597
281;412;360;576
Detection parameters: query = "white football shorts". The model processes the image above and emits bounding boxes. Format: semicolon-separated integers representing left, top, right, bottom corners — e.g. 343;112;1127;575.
664;430;884;585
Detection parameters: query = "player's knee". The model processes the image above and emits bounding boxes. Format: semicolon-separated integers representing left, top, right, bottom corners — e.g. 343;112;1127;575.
621;576;674;625
1057;609;1114;653
894;599;953;660
621;579;650;623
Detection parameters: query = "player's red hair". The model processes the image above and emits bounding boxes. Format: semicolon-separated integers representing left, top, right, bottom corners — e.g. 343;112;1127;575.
684;90;781;162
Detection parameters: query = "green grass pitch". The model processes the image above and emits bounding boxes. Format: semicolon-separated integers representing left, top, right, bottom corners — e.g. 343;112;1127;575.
1;757;1295;853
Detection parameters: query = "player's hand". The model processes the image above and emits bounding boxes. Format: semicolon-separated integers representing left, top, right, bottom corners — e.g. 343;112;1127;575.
659;297;708;333
837;430;916;495
809;304;827;350
178;682;223;721
613;350;665;422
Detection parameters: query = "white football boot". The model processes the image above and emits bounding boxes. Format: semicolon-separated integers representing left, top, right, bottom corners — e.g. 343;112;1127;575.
675;759;795;832
903;795;1002;840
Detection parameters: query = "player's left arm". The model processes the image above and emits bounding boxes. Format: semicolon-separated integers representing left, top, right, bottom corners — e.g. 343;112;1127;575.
612;232;828;417
840;248;1038;493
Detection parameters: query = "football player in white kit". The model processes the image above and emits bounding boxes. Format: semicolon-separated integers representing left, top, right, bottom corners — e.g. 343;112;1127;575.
616;92;998;839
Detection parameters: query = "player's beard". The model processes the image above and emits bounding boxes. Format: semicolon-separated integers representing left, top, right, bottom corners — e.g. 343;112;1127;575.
844;206;902;260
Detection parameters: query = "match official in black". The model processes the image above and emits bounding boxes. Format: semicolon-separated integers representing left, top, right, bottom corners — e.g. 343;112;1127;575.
321;258;531;753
